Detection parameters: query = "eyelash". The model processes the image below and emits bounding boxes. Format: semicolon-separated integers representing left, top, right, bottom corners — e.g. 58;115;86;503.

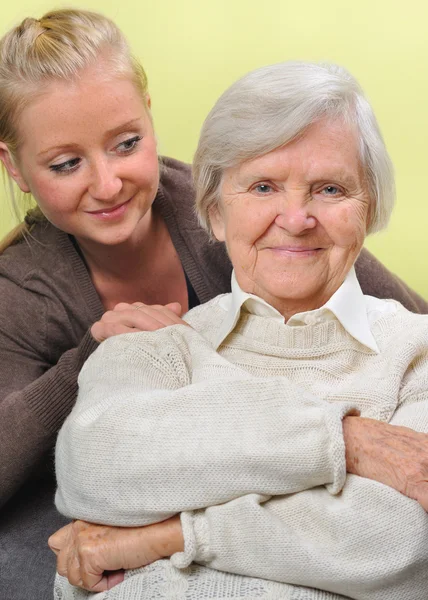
252;183;274;194
250;182;345;199
49;158;80;174
49;135;142;175
116;135;142;154
318;185;344;197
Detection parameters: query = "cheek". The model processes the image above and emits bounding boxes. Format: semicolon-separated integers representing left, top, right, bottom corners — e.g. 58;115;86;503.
132;153;159;194
321;204;368;247
29;174;83;221
224;199;276;245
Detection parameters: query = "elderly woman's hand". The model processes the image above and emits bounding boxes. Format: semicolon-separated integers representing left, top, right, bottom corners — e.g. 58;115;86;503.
344;416;428;510
48;516;184;592
91;301;188;343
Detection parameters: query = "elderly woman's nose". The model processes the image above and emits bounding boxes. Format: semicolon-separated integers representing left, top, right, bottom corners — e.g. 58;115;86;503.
88;159;123;201
274;198;317;234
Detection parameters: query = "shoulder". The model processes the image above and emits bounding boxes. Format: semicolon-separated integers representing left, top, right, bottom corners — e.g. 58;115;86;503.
183;295;230;342
80;311;226;392
86;296;229;368
158;156;194;212
0;221;72;289
368;298;428;349
356;249;428;313
156;157;232;301
0;221;98;356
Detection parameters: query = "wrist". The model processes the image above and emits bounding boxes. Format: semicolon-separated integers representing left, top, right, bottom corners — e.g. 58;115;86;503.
154;515;184;558
343;416;397;479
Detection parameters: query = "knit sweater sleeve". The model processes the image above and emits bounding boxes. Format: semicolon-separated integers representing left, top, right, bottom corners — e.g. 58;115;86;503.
173;479;428;599
170;333;428;600
55;326;356;525
0;276;99;507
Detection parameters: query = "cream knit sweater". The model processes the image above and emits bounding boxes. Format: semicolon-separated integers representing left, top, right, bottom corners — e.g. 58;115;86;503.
55;295;428;600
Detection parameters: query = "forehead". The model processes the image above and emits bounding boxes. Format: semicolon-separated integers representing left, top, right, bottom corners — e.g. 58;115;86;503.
17;70;147;152
231;118;363;183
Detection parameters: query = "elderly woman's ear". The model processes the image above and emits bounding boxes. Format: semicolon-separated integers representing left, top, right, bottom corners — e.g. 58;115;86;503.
208;205;226;242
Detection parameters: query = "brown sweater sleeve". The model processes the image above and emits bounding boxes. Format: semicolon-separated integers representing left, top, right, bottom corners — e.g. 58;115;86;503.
355;248;428;313
0;278;99;507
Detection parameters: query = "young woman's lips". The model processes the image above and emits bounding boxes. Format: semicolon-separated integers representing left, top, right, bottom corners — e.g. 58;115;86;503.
86;199;131;221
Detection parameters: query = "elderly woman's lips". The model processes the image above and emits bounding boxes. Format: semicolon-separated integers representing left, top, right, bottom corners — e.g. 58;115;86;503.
269;246;323;256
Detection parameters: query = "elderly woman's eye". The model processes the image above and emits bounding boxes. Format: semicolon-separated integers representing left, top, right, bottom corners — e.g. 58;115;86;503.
322;185;342;196
254;184;273;194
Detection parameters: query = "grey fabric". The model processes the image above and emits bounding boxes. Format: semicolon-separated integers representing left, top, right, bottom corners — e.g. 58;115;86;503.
0;468;68;599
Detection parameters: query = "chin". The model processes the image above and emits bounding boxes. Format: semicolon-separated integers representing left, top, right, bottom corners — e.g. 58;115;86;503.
79;227;134;247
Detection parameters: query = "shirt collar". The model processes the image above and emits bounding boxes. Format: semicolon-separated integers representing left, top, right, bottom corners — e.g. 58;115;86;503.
214;266;379;353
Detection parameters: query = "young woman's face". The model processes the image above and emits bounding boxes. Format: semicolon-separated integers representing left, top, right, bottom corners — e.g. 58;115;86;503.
10;67;159;247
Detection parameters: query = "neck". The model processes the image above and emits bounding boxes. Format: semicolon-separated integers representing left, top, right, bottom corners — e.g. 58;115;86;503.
276;298;331;321
248;286;342;321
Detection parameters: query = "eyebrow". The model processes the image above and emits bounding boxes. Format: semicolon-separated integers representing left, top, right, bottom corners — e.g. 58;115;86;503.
37;118;143;158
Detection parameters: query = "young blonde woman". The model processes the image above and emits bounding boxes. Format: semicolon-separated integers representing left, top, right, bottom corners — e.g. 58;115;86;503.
0;9;426;599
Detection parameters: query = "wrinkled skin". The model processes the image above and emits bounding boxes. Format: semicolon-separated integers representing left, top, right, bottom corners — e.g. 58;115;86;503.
48;516;183;592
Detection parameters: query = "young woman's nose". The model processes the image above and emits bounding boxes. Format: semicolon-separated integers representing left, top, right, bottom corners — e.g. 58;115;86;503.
88;158;123;201
274;194;317;235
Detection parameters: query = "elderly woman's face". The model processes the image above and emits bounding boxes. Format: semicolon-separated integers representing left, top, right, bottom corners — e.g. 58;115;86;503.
210;118;370;317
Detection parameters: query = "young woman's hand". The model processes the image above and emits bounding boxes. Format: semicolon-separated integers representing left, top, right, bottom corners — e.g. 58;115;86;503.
48;516;184;592
91;301;188;342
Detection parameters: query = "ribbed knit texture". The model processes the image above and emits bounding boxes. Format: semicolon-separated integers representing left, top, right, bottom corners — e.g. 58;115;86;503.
55;297;428;599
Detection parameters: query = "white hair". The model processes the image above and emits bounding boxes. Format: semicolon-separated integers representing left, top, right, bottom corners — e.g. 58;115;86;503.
193;61;395;236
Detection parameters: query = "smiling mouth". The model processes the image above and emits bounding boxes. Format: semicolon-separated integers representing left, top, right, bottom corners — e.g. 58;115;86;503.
269;246;323;254
87;199;131;215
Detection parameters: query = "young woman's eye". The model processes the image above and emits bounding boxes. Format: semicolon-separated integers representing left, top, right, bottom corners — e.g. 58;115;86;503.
116;136;142;154
253;183;273;194
49;158;81;174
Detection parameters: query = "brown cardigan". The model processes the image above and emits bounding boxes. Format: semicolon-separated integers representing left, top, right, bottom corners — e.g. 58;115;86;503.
0;156;426;599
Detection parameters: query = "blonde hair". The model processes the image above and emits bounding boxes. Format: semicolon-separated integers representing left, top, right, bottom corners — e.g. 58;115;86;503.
0;8;149;253
194;61;395;237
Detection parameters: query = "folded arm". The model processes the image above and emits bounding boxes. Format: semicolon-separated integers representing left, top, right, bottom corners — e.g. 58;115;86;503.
53;323;428;597
55;326;356;524
171;381;428;599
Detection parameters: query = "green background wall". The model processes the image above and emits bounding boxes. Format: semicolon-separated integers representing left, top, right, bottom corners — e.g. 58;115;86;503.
1;0;427;298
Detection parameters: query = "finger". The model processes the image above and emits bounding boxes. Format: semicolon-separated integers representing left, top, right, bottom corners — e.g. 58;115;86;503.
107;570;125;590
112;302;135;311
56;548;70;579
91;304;187;342
129;307;175;330
78;548;113;592
48;524;73;553
165;302;183;316
66;547;84;588
91;322;137;343
131;304;187;328
116;301;183;317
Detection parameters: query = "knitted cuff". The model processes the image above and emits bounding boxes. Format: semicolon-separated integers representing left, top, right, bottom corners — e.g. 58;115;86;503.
170;510;213;568
325;402;358;495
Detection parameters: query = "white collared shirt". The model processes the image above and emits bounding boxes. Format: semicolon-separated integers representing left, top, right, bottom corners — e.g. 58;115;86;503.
213;266;398;353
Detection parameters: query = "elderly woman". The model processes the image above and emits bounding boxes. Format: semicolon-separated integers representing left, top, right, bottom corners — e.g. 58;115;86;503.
52;62;428;599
